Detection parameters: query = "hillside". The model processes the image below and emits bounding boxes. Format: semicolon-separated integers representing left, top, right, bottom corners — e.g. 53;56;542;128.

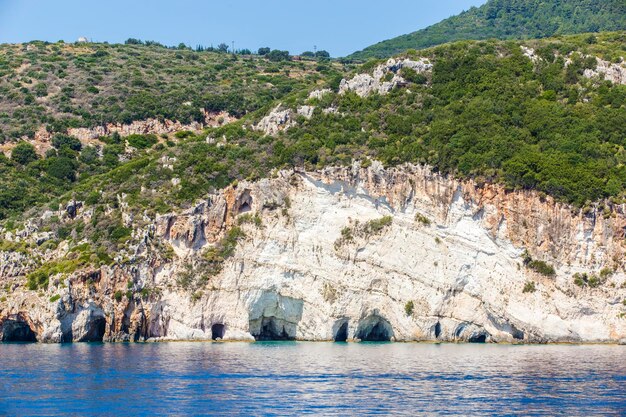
0;41;345;143
0;41;347;219
349;0;626;60
0;33;625;344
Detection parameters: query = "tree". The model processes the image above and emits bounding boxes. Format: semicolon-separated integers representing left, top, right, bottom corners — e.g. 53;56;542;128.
257;47;270;56
125;38;143;45
217;43;229;53
52;134;82;152
11;142;38;165
315;50;330;58
266;50;290;62
301;51;315;57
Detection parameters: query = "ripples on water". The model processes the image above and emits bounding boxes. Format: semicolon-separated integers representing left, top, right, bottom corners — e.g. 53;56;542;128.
0;342;624;416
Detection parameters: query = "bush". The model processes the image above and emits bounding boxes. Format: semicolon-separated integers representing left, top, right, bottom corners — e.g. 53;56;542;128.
52;134;82;151
363;216;392;235
266;50;290;62
522;281;536;293
49;294;61;302
126;134;157;149
415;213;431;226
27;270;49;290
114;290;123;302
401;67;427;84
522;250;556;276
527;260;556;277
11;142;38;165
573;272;604;288
404;300;414;316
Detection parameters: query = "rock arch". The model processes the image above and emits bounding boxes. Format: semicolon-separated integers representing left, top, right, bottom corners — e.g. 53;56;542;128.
0;314;37;342
248;292;303;341
355;315;393;342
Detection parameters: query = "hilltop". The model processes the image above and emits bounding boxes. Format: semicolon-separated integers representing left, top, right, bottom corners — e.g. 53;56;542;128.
0;41;345;144
349;0;626;60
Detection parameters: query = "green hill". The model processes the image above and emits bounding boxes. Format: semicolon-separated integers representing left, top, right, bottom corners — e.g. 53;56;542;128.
0;41;343;143
349;0;626;60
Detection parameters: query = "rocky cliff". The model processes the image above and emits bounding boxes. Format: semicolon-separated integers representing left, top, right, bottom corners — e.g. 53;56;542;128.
1;163;625;344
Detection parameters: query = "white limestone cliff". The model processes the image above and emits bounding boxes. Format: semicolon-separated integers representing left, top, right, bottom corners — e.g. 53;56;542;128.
1;163;626;344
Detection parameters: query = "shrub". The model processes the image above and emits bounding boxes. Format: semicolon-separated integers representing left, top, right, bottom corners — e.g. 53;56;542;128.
49;294;61;303
522;250;556;276
527;260;556;277
573;272;604;288
174;131;194;139
114;290;123;302
363;216;392;235
415;213;431;226
11;142;38;165
237;213;262;227
522;281;537;293
52;134;82;151
401;67;427;84
126;134;158;149
27;270;49;290
404;300;414;316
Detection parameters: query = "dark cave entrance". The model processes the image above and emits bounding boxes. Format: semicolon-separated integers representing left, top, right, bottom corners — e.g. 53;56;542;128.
434;322;441;339
79;317;106;342
355;316;393;342
254;317;294;341
469;334;487;343
334;321;349;342
1;320;37;342
211;324;226;340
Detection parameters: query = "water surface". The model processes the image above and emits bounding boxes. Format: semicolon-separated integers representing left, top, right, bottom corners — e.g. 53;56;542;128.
1;342;624;416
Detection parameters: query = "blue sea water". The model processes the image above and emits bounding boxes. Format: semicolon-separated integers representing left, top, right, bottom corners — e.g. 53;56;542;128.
0;342;624;416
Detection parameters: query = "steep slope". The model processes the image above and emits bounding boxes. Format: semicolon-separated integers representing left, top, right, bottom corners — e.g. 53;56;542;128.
0;42;347;220
350;0;626;59
1;34;625;344
1;164;625;343
0;41;344;143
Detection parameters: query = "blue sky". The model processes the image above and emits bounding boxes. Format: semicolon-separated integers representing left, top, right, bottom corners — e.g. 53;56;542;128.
0;0;486;56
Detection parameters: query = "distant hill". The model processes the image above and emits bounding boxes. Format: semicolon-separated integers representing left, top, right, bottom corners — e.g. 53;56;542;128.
349;0;626;59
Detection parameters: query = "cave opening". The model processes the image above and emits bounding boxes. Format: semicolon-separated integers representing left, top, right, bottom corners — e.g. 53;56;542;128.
254;317;294;341
469;334;487;343
334;321;349;342
79;317;106;342
211;323;226;340
434;322;441;339
355;316;393;342
1;320;37;342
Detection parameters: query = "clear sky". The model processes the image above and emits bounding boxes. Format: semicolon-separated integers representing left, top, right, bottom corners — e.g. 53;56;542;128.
0;0;486;57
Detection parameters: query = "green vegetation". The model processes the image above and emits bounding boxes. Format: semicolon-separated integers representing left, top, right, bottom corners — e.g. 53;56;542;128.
522;281;537;293
334;216;393;249
350;0;626;59
0;33;625;275
237;213;263;227
415;213;431;226
49;294;61;303
26;243;106;290
573;272;605;288
114;290;123;302
522;250;556;277
404;300;415;316
0;41;345;143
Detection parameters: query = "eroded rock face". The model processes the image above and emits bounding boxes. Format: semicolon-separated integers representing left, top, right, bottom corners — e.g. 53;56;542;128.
584;58;626;85
339;58;432;97
1;163;626;344
253;105;295;136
